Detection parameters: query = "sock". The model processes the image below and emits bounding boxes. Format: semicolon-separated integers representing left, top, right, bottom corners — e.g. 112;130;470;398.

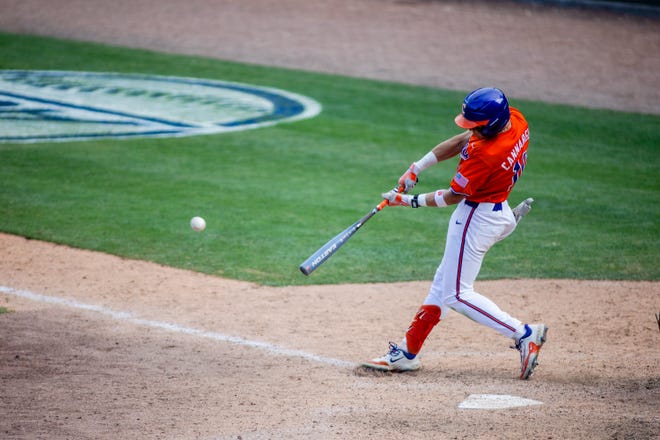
403;304;441;355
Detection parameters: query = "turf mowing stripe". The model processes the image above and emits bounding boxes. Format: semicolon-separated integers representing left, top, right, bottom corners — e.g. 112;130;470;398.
0;285;356;369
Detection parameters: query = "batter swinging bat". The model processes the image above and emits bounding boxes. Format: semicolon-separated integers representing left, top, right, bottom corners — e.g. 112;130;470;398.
299;189;400;276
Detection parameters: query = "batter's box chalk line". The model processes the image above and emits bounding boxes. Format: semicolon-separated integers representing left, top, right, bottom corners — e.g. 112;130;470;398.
1;284;546;410
0;285;355;369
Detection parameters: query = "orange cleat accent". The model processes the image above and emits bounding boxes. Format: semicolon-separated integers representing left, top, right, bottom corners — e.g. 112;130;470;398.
515;324;548;380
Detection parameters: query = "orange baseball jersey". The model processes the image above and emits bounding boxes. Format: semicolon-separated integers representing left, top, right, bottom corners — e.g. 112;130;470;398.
450;107;529;203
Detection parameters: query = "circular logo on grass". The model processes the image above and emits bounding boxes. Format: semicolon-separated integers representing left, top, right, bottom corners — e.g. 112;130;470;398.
0;70;322;143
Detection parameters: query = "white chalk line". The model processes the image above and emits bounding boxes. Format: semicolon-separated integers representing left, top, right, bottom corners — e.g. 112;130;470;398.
0;285;356;369
1;285;545;411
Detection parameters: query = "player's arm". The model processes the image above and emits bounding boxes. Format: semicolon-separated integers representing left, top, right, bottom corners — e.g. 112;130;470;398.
423;189;464;207
399;131;471;193
431;130;472;161
382;188;464;208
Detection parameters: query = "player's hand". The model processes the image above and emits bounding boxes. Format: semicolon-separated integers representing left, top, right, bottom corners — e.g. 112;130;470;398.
398;163;419;194
382;189;412;207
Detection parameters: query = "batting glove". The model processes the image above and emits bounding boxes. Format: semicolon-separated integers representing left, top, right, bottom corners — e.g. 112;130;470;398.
398;163;420;194
512;197;534;223
382;189;422;207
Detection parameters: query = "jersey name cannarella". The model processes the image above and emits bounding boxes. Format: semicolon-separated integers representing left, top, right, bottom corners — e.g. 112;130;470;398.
501;126;529;171
450;107;529;204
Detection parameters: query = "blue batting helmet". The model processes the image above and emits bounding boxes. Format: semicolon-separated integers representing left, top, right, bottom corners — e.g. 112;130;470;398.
454;87;510;137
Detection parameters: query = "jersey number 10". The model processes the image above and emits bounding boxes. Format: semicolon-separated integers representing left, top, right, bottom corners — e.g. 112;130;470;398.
510;152;528;190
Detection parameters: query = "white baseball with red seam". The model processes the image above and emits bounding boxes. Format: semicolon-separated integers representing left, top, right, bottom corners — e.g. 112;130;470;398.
190;216;206;232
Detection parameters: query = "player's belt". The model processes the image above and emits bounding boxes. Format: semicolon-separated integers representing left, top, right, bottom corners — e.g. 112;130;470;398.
465;200;503;211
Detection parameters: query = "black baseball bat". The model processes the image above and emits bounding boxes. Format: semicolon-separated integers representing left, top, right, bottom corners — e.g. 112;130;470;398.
299;194;395;276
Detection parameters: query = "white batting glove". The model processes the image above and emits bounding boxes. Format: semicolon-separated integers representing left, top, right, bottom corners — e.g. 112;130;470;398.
397;163;420;194
512;198;534;223
382;189;414;207
382;189;420;208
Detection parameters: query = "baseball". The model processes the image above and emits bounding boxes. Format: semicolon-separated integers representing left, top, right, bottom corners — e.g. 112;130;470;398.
190;216;206;232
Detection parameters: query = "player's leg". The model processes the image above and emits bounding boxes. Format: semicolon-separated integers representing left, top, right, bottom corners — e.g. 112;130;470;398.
439;202;547;378
361;202;543;374
436;202;526;338
360;303;440;372
361;203;485;371
360;206;465;371
360;233;448;371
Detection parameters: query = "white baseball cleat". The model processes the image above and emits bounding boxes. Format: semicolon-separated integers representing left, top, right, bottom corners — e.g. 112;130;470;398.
512;197;534;223
515;324;548;380
361;342;421;372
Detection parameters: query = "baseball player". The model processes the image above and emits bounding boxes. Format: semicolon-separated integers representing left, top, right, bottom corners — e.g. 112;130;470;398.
362;87;547;379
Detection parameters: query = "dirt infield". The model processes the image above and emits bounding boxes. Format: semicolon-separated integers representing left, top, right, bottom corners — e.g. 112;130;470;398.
1;1;659;439
1;235;659;439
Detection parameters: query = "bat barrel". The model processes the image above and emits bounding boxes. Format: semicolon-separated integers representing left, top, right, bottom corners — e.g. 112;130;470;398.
299;263;315;276
299;219;361;275
299;194;394;276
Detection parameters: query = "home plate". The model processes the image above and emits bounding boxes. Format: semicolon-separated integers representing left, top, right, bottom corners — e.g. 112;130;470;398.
458;394;543;410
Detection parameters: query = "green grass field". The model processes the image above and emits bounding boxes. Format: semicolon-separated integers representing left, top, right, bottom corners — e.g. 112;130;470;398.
1;32;658;286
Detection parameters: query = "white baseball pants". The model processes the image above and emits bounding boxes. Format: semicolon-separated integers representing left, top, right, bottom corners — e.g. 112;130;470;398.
424;200;526;340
